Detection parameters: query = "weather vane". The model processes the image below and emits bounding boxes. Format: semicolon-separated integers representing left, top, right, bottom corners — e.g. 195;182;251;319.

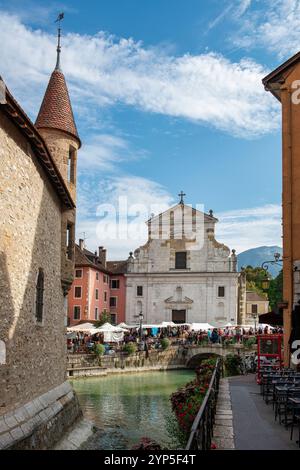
55;12;64;71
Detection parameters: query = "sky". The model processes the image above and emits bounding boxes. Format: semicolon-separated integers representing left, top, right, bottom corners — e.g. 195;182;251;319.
1;0;297;259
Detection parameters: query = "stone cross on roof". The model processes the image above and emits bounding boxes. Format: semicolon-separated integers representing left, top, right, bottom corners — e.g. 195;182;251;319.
178;191;186;205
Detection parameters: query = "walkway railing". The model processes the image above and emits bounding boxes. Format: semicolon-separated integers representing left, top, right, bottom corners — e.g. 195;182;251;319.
185;358;222;450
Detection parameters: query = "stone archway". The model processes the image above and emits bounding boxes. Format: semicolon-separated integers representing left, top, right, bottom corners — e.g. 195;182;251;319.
186;352;222;369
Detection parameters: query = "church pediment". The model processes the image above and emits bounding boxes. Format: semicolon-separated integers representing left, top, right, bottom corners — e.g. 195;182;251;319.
164;296;193;305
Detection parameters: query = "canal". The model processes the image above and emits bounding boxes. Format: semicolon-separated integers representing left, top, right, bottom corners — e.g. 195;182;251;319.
70;370;194;450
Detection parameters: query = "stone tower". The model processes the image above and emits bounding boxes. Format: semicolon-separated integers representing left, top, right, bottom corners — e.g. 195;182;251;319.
35;27;81;294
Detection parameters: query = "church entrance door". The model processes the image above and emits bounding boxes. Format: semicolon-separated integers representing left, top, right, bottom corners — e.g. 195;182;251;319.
172;309;186;324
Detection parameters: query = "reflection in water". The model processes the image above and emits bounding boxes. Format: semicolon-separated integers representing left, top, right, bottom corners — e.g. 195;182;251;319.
70;370;194;450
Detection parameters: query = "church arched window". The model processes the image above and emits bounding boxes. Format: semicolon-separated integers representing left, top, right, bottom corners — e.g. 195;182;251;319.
35;268;44;323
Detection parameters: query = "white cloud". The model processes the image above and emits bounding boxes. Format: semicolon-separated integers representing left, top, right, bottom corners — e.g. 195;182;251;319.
0;11;279;137
217;204;282;253
233;0;300;59
76;175;175;260
79;134;146;172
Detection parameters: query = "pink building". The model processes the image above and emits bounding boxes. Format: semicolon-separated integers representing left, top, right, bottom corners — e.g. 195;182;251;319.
68;241;126;326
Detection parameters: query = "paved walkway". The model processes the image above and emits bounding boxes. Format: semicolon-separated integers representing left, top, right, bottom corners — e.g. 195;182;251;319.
213;378;235;449
229;375;299;450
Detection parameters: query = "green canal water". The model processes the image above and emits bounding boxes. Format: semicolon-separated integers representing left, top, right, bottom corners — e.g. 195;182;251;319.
70;370;194;450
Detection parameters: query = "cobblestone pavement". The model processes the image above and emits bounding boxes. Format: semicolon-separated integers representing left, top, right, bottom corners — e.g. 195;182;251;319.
229;375;299;450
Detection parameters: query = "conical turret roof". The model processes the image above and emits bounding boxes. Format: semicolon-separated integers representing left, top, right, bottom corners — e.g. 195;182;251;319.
35;68;81;147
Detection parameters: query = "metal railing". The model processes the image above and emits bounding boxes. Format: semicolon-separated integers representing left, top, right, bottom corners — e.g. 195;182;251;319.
185;358;222;450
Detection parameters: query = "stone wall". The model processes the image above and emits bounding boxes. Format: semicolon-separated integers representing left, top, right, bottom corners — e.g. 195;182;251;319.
0;382;82;450
0;111;67;415
67;348;187;378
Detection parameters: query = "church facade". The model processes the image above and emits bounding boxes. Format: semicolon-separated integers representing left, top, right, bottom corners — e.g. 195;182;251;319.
125;202;242;326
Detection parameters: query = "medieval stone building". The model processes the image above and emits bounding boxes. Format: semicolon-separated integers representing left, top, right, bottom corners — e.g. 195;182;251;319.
0;38;82;448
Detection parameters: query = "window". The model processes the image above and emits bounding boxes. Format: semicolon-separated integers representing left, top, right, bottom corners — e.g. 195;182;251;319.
137;286;143;297
74;306;81;320
74;286;82;298
110;297;117;308
75;269;82;278
103;275;109;284
110;313;117;325
95;289;99;300
68;146;76;184
66;222;74;260
104;291;107;302
96;272;99;281
110;279;120;289
175;252;187;269
252;304;258;314
35;269;44;323
218;286;225;298
95;307;98;320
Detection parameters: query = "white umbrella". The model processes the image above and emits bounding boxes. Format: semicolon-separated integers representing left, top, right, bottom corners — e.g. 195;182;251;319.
118;322;130;329
190;323;215;331
67;323;99;334
161;321;177;327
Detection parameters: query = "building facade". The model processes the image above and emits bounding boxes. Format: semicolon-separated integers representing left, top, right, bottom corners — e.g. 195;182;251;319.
245;291;270;326
125;203;242;326
263;52;300;364
0;39;82;449
68;242;126;326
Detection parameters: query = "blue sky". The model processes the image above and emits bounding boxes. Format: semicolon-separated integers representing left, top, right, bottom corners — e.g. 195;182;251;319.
1;0;296;258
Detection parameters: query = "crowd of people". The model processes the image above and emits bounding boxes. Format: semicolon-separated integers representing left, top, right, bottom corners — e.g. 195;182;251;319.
67;323;284;354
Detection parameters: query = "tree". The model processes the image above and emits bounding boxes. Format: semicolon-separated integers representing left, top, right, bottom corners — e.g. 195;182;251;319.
95;311;112;327
241;265;270;298
267;270;283;311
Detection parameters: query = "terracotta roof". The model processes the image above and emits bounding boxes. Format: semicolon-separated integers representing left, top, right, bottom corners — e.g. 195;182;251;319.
106;260;128;274
0;77;74;209
75;245;110;274
246;291;268;302
35;69;81;147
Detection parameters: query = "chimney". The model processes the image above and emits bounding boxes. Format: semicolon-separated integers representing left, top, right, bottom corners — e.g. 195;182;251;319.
98;246;107;267
79;239;84;250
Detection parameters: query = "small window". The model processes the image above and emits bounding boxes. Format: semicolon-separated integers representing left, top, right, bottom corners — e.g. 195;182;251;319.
218;286;225;298
68;147;76;184
111;279;120;289
96;272;99;281
104;291;107;302
35;268;44;323
252;304;258;314
66;222;74;261
95;289;99;300
75;269;82;278
74;286;82;298
74;306;81;320
110;313;117;325
175;252;187;269
137;286;143;297
110;297;117;308
95;307;98;320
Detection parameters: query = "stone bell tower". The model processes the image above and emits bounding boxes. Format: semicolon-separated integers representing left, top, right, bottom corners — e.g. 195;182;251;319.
35;18;81;294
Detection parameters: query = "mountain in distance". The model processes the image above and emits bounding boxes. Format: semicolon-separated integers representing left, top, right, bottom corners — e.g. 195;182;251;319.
237;246;283;278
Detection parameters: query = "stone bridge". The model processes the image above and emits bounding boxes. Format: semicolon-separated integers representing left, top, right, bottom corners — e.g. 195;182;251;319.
184;344;256;368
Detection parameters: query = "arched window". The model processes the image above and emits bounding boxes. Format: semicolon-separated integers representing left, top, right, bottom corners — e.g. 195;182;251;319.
35;269;44;323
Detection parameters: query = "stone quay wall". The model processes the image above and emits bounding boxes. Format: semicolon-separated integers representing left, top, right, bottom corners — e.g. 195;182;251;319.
67;344;257;378
0;381;82;450
67;347;187;378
